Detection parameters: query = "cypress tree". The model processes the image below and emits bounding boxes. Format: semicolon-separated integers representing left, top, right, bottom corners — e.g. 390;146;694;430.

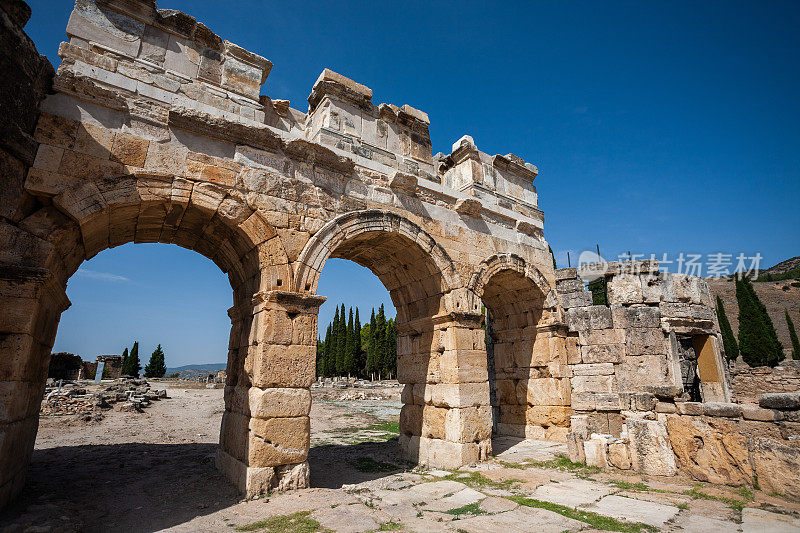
743;275;783;365
331;307;340;377
737;276;782;367
122;341;141;377
323;323;333;377
367;308;377;379
716;296;739;361
144;344;167;378
375;305;387;380
336;304;347;376
344;307;356;378
121;347;129;367
383;318;397;379
786;311;800;360
549;245;557;271
354;308;363;378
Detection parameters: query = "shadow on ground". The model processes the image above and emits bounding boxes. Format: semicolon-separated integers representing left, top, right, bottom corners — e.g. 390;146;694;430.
309;437;405;489
0;439;406;532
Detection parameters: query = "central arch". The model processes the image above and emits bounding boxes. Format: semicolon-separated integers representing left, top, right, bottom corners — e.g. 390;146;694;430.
295;210;493;468
468;254;570;441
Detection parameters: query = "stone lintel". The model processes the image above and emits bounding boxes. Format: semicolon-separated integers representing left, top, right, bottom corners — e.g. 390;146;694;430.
308;68;373;112
492;153;538;181
454;197;482;218
0;264;71;312
223;40;272;84
388;171;418;195
398;104;430;126
432;310;484;329
252;290;327;314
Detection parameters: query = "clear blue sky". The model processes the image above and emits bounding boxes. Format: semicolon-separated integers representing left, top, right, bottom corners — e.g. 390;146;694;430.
32;0;799;366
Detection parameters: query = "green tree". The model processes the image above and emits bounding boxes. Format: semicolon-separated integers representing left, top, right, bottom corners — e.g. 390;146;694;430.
323;323;333;377
375;305;387;379
549;245;557;271
121;341;141;376
316;337;325;377
330;307;340;376
383;318;397;379
344;307;356;378
737;276;782;367
786;311;800;360
716;296;739;361
366;308;377;379
144;344;167;378
354;308;364;377
336;303;347;376
121;347;129;368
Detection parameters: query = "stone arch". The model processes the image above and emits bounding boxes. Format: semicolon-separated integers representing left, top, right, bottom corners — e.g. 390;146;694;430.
467;253;553;311
467;253;570;442
4;171;298;498
293;209;461;323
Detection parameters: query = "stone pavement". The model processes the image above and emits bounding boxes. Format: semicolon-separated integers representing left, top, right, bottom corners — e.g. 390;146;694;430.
161;437;800;532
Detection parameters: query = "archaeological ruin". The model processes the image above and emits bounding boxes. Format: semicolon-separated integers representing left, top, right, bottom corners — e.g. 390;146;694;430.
1;0;798;508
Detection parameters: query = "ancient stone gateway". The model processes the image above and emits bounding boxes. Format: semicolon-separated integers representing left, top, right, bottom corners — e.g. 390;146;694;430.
6;0;771;508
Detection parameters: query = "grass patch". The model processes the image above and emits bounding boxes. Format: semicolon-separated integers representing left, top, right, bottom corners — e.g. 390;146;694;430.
378;521;402;531
350;456;399;473
367;420;400;434
608;480;651;492
526;454;601;474
442;471;518;490
509;497;658;533
235;511;330;532
683;485;748;511
445;502;486;517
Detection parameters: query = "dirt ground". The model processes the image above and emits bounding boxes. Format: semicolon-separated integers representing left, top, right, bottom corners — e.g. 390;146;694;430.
2;381;800;532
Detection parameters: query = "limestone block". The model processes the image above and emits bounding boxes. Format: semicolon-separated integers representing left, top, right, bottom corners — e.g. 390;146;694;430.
607;274;643;304
110;133;149;167
741;405;779;421
445;405;492;443
556;278;584;293
750;437;800;497
567;432;586;463
617;355;670;391
571;363;615;376
608;440;631;470
249;387;311;419
437;349;488;384
249;344;315;389
595;393;622;411
671;274;703;303
572;375;617;394
248;416;310;467
561;290;592;309
571;392;596;411
565;336;581;365
0;381;42;424
545;426;569;442
499;405;526;426
627;419;677;476
66;1;144;57
495;423;525;438
701;402;742;418
580;343;624;363
525;406;572;427
421;405;448;440
666;416;752;485
625;306;661;328
759;393;800;410
454;197;481;217
655;402;677;414
578;329;624;346
626;328;666;356
588;306;613;329
401;384;414;405
425;382;490;408
675;401;703;416
518;378;569;406
400;404;423;436
583;438;609;468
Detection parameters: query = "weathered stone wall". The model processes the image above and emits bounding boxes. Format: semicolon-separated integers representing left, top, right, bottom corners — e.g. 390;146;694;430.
557;261;731;439
0;0;54;508
574;393;800;498
731;360;800;402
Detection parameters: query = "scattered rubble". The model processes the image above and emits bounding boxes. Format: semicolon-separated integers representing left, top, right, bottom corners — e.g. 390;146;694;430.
41;378;168;416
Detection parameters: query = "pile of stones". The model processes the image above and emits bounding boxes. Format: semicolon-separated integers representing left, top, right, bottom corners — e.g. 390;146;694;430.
41;378;168;415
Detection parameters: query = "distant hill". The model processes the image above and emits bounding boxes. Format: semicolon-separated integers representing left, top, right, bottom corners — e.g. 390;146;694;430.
762;256;800;276
165;363;227;379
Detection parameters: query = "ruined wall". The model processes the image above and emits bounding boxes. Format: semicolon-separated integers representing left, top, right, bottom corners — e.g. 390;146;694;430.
0;0;54;507
556;260;730;438
731;360;800;402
